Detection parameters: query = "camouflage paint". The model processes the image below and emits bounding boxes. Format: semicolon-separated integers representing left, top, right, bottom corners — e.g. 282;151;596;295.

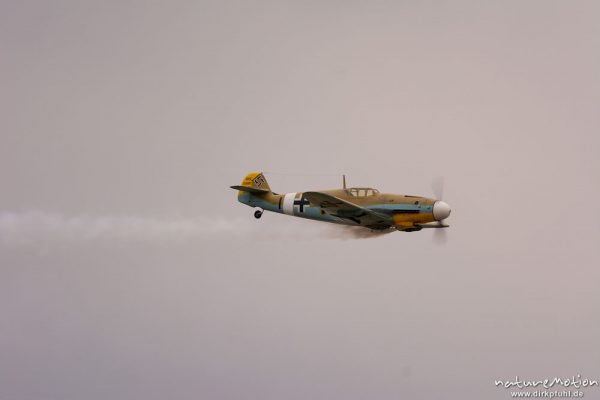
233;172;446;231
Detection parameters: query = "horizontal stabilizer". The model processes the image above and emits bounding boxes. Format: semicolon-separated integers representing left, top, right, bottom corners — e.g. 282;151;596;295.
230;185;270;194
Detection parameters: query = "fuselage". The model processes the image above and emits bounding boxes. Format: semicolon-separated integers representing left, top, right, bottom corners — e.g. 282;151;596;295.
238;188;441;229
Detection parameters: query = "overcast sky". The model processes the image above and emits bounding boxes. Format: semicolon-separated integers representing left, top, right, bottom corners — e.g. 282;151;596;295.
1;1;599;399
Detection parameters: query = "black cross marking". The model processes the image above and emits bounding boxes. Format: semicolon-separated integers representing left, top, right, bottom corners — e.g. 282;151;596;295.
294;196;310;212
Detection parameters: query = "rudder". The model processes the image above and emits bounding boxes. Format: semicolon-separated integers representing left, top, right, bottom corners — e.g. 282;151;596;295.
240;172;272;192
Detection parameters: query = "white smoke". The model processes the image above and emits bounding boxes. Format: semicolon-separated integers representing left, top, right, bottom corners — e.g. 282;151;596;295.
0;210;393;247
0;211;247;247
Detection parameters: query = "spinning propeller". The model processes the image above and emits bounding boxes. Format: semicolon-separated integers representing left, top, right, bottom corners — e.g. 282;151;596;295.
431;177;450;244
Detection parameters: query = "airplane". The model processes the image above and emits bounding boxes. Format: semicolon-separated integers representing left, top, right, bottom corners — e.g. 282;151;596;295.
231;172;451;233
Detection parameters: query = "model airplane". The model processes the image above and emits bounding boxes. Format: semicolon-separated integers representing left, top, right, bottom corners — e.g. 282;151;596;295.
231;172;451;232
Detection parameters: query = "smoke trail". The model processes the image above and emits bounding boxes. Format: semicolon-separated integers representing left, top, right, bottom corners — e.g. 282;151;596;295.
0;211;250;246
0;210;393;247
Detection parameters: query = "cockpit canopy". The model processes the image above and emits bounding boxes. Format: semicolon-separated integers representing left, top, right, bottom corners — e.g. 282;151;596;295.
347;187;379;197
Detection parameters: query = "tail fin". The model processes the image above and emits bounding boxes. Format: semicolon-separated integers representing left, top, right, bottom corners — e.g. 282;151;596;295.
230;172;272;194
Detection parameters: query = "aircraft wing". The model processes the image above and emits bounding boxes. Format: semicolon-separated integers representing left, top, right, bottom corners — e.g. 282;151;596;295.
302;191;393;230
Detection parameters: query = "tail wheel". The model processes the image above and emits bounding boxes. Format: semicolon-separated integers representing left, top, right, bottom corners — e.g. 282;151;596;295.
254;209;263;219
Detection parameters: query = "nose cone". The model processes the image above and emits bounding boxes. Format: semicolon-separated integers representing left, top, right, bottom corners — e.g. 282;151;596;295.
433;201;451;221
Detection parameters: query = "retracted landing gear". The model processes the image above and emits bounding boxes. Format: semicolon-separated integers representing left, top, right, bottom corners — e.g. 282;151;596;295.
254;209;263;219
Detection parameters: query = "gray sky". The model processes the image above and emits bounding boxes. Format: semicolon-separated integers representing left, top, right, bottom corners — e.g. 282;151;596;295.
1;1;599;399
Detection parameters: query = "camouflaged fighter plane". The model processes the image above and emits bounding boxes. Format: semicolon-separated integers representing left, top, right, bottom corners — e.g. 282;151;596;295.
231;172;451;233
